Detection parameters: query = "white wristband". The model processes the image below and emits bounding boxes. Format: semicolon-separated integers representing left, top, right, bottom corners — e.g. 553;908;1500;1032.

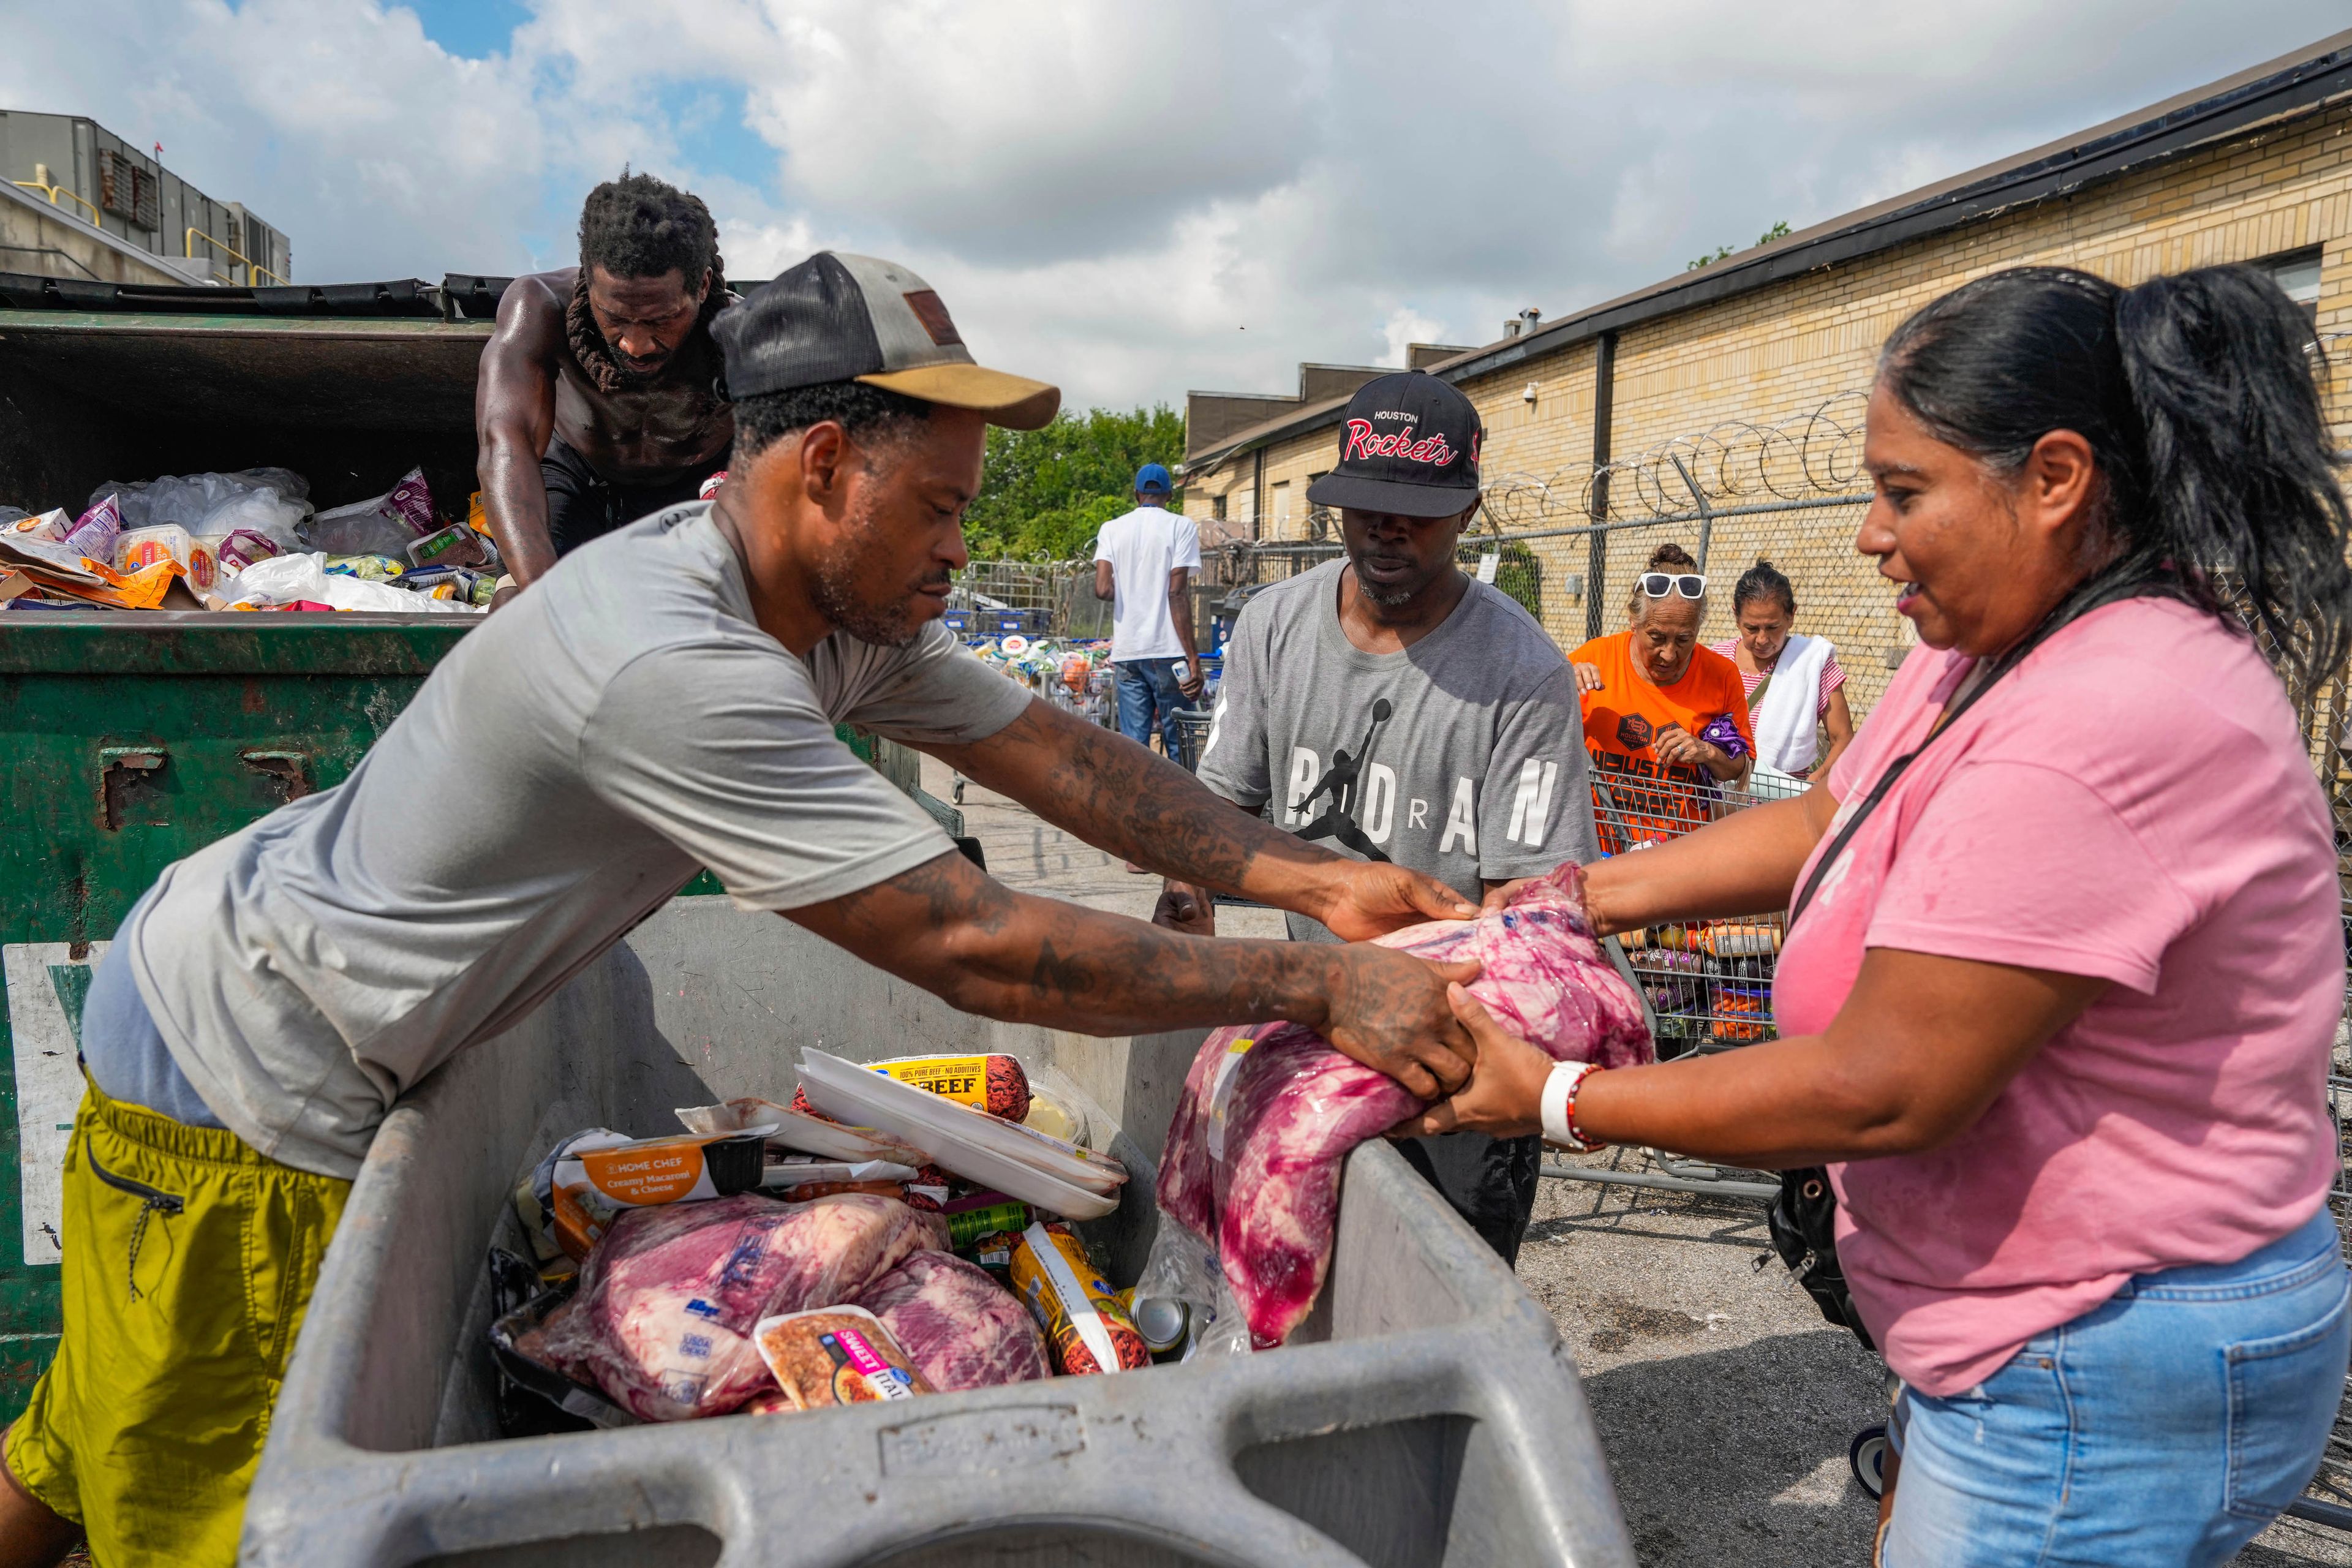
1540;1061;1602;1151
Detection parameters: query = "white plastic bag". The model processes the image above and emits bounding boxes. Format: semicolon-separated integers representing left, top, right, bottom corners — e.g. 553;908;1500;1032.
303;469;435;557
96;470;311;548
215;551;475;614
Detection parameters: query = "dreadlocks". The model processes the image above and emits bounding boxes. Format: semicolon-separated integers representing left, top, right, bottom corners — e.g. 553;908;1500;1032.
578;168;722;288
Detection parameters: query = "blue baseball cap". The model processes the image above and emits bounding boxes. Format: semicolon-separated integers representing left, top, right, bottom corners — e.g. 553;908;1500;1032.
1134;463;1172;496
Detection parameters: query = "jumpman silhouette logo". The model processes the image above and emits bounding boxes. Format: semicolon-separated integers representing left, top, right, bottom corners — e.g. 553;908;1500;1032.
1292;698;1393;862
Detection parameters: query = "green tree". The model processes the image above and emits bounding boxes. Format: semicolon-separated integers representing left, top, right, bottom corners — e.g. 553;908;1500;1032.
1686;219;1793;273
963;404;1187;559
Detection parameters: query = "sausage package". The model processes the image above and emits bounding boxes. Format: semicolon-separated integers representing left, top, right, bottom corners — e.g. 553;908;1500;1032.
1008;1221;1150;1376
752;1305;933;1409
864;1054;1031;1121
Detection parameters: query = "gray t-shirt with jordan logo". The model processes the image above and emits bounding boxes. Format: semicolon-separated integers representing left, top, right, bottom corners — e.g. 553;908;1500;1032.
1196;559;1598;942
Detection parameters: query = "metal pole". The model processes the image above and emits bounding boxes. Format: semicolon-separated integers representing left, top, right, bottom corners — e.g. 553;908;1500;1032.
2286;1497;2352;1532
1670;453;1715;572
1586;330;1616;641
1541;1163;1780;1200
1252;448;1265;542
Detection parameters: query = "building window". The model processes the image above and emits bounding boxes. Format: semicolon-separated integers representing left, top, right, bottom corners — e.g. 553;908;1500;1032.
1272;481;1292;537
2260;247;2323;318
1212;493;1226;521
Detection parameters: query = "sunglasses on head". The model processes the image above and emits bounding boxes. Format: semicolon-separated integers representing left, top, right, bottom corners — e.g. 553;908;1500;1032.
1639;572;1708;600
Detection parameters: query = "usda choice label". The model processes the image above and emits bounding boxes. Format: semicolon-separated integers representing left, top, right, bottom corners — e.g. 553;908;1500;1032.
1;943;105;1266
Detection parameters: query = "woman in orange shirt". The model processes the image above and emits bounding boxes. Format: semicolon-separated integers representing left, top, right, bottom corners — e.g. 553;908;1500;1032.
1572;543;1754;850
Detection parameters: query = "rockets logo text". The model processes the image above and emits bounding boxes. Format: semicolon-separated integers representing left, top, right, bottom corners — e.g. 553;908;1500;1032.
1344;418;1460;468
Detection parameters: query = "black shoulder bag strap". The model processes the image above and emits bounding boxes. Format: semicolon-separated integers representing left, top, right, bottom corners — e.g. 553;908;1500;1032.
1766;577;2147;1350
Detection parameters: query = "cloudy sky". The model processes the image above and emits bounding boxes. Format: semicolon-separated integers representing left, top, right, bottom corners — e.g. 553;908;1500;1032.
4;2;2343;410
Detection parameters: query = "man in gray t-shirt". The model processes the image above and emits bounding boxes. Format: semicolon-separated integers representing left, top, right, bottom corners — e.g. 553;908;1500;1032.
1188;557;1595;940
1160;371;1597;1265
6;257;1496;1565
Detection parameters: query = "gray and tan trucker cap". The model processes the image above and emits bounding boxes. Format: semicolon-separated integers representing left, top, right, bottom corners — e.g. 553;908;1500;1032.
714;251;1060;429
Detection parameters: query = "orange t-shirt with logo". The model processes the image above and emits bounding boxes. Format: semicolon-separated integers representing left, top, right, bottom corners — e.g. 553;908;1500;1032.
1571;631;1754;850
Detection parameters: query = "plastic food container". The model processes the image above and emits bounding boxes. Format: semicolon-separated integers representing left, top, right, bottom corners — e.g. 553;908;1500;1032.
242;898;1635;1567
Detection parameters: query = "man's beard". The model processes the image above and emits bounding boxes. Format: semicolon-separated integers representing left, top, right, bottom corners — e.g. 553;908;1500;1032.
601;341;670;387
810;497;944;649
1348;546;1425;607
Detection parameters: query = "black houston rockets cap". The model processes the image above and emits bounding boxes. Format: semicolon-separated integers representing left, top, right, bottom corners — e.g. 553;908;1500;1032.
715;252;1061;430
1305;371;1483;519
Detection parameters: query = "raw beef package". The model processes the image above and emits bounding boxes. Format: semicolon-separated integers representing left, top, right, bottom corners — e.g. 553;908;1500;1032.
537;1191;947;1421
851;1250;1050;1391
1154;864;1651;1348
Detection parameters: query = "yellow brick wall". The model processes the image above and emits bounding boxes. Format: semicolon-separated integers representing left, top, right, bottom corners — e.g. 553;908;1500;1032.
1190;100;2352;720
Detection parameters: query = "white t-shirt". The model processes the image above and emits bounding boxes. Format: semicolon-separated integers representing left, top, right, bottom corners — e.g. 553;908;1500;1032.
121;502;1032;1178
1092;505;1202;662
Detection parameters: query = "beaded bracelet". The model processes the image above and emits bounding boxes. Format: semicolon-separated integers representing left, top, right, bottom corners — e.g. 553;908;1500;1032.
1540;1061;1605;1152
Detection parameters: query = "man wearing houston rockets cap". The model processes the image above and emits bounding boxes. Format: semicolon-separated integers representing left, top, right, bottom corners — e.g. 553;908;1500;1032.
1159;370;1599;1264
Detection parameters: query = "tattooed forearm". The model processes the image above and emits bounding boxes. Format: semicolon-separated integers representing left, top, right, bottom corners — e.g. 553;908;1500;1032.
788;846;1474;1096
795;845;1330;1036
928;699;1341;910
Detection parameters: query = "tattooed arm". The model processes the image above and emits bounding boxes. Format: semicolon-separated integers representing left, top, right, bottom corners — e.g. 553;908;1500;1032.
783;848;1479;1097
925;698;1474;939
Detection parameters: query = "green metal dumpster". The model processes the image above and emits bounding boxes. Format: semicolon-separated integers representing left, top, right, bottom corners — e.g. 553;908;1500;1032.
0;612;469;1406
0;293;499;1414
0;293;959;1415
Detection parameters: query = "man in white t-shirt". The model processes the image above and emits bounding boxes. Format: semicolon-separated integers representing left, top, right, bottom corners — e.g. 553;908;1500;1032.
1092;462;1203;755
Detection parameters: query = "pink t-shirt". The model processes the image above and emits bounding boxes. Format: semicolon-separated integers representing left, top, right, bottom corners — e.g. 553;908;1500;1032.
1774;598;2341;1396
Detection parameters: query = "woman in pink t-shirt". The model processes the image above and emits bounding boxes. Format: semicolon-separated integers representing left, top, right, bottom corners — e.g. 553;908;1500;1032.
1409;264;2352;1564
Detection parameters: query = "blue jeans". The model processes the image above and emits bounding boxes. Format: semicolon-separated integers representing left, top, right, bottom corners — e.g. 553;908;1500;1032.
1883;1206;2350;1566
1115;658;1189;756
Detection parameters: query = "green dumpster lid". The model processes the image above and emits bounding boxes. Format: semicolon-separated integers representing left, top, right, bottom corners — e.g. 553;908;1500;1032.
0;611;475;675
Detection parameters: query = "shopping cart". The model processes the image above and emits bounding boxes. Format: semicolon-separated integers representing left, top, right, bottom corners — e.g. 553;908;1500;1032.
2282;911;2352;1534
1546;762;1804;1203
1559;757;1910;1489
1576;760;1804;1055
1169;707;1216;772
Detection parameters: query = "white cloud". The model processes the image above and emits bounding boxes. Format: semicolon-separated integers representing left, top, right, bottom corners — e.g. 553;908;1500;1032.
1379;307;1448;368
0;0;2342;410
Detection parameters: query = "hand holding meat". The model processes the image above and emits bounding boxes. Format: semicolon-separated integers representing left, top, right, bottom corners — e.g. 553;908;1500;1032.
1387;984;1557;1139
1310;860;1479;941
1319;942;1482;1099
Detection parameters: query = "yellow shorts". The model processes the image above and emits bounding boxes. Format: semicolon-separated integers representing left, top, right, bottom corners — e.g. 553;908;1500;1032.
3;1082;349;1568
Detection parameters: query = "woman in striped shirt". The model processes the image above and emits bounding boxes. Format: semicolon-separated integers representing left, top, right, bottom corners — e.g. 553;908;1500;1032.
1709;559;1853;780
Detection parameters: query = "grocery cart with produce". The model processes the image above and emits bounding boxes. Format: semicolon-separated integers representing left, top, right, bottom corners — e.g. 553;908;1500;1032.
1580;763;1804;1070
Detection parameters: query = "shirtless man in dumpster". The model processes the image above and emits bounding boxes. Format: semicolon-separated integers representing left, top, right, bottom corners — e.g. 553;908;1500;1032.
475;170;737;601
0;252;1486;1568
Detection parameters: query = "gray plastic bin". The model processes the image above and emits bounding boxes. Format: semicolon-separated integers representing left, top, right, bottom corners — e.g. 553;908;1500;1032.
243;899;1634;1567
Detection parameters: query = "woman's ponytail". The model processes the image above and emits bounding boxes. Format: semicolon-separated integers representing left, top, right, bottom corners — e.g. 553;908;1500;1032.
2114;268;2352;704
1880;263;2352;706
